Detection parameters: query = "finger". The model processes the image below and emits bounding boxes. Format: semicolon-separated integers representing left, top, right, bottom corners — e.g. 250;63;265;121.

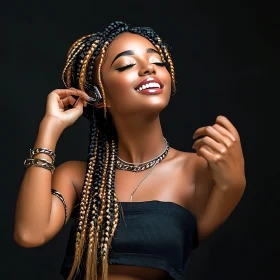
74;97;84;109
66;98;84;118
196;144;213;155
192;136;225;154
60;95;79;107
193;125;234;146
196;146;217;162
193;126;223;141
58;99;66;110
52;88;91;101
212;124;236;142
215;115;239;139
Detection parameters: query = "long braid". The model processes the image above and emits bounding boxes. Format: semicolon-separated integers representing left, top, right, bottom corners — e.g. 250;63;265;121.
67;120;100;279
96;43;109;116
100;138;117;279
62;21;176;280
86;134;109;280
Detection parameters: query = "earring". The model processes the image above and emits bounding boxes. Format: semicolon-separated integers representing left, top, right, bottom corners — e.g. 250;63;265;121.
87;86;103;105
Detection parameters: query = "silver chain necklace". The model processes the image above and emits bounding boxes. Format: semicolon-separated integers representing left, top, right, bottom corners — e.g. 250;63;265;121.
116;138;170;202
116;138;169;172
116;138;170;201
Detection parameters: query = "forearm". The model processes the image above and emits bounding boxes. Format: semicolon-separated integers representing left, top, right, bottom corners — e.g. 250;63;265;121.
198;183;245;241
14;116;64;244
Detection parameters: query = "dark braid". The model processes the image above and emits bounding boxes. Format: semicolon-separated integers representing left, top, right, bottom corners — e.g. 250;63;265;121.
62;21;176;280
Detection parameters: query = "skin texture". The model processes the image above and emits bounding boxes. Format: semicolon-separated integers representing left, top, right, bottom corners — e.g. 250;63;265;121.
14;32;246;280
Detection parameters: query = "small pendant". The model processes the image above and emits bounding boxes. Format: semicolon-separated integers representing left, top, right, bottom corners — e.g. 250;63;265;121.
129;194;133;202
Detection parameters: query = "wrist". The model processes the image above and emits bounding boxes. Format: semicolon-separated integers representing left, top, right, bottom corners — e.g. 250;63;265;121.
33;116;65;151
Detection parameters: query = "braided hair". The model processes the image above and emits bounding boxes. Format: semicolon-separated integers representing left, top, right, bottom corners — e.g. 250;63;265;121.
61;21;176;280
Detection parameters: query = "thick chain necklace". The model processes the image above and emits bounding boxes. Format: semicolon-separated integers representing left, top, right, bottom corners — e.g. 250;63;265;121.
116;138;169;172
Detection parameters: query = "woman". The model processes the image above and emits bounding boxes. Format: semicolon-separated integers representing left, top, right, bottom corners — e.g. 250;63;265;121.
14;21;246;280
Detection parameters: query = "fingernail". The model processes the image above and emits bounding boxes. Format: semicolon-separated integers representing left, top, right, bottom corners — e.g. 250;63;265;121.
88;97;96;102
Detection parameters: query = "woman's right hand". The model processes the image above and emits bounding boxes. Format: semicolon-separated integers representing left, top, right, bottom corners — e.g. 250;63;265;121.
44;88;91;129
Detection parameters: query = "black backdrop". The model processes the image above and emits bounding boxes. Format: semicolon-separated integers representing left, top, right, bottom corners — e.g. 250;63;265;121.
1;1;278;279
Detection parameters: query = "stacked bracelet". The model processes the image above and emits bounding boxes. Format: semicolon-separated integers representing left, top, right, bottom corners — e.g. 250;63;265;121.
23;147;56;174
29;148;56;163
24;158;55;174
23;148;67;226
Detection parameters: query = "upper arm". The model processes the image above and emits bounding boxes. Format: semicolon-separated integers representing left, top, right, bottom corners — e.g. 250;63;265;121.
44;160;86;242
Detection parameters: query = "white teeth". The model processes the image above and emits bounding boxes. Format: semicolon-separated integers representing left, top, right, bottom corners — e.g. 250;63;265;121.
136;82;161;91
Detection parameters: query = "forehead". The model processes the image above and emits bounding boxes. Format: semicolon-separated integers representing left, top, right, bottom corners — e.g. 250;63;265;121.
105;32;155;60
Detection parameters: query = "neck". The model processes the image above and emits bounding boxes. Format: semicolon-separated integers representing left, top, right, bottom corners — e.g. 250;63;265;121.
114;115;166;163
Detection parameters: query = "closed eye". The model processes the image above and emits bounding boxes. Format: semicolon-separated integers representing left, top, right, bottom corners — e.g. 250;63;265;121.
116;61;167;72
116;64;136;71
153;62;167;67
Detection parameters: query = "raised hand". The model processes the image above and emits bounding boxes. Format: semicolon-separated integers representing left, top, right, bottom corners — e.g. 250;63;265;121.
44;88;92;128
192;115;246;190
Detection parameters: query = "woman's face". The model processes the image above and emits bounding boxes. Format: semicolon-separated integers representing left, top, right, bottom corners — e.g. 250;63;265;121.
100;32;172;117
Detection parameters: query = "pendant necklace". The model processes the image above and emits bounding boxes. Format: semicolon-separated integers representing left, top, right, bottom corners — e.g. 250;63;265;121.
116;138;170;201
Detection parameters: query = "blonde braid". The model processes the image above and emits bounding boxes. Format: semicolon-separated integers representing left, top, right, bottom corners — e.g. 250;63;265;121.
79;40;99;91
85;141;109;280
97;42;110;117
101;139;118;280
67;134;98;280
163;45;176;93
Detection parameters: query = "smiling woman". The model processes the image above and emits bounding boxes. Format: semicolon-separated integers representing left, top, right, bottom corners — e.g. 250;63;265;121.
14;21;246;280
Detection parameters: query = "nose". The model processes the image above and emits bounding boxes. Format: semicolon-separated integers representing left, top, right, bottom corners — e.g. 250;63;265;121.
139;63;156;76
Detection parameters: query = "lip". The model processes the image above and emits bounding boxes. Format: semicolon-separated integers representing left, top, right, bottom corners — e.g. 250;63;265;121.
135;77;164;91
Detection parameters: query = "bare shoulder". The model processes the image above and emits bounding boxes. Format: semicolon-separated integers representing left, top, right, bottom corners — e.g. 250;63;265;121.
170;147;206;171
172;148;210;177
170;148;214;215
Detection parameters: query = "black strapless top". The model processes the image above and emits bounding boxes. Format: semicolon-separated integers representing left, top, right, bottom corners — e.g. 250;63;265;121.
61;201;198;280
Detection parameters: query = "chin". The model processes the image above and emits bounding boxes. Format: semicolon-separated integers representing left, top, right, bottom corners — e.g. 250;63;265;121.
112;95;170;117
142;98;169;115
149;94;170;107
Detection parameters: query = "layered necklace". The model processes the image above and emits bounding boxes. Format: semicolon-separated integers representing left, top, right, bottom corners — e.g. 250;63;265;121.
116;138;170;201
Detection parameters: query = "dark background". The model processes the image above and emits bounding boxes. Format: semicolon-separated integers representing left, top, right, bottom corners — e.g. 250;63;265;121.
1;1;277;279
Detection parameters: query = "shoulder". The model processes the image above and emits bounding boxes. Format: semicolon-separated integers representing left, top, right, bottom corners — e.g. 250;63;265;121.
170;148;209;175
171;148;214;211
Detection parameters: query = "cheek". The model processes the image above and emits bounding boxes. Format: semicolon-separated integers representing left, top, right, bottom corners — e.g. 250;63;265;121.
159;70;172;91
104;72;137;96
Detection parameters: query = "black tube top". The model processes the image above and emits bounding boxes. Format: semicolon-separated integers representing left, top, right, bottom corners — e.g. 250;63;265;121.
61;201;198;280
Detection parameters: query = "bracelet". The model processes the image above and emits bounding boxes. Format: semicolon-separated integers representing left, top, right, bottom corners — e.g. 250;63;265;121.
30;148;56;163
23;158;55;174
51;189;67;226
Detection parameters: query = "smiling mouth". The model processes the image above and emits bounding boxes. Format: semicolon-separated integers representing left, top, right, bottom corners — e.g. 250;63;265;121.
135;82;161;92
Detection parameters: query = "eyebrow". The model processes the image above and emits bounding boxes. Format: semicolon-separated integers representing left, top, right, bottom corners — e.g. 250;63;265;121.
111;48;159;65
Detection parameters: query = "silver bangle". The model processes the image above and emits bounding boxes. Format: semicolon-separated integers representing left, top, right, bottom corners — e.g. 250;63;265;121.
23;158;55;174
29;148;56;163
51;189;67;226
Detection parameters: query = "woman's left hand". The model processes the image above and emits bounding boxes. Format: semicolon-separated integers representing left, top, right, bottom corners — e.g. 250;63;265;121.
192;115;246;190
